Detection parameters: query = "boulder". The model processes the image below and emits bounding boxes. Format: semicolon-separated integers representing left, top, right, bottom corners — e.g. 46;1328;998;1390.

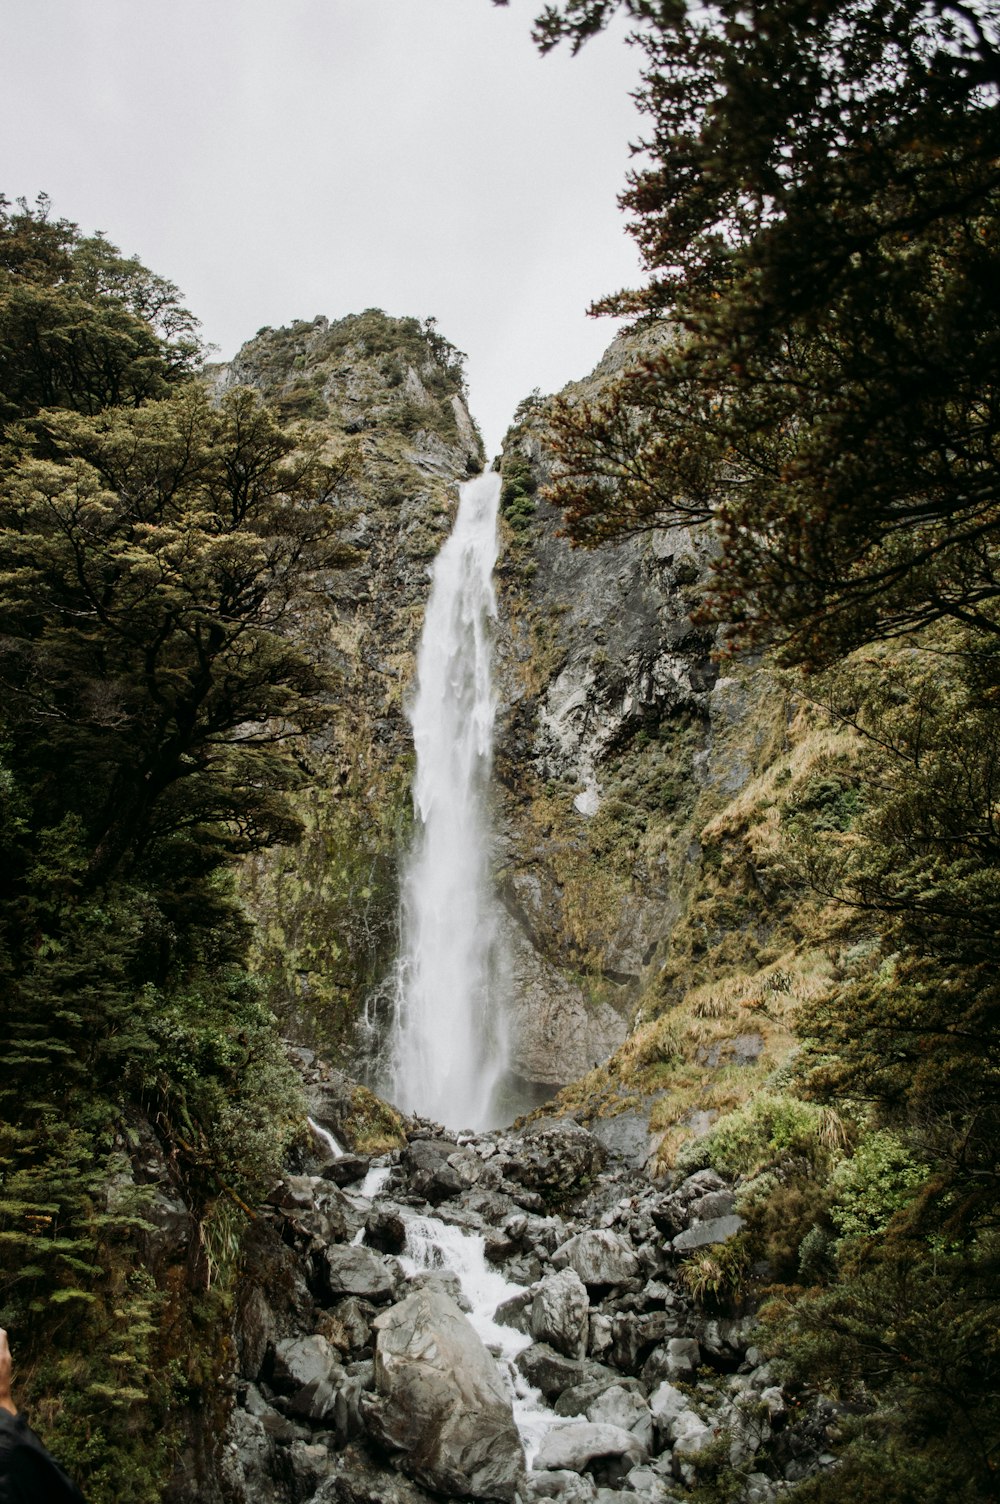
687;1189;736;1222
406;1269;470;1311
532;1422;648;1475
585;1386;654;1453
586;1113;654;1170
365;1206;407;1254
608;1310;681;1374
265;1174;321;1212
448;1147;484;1186
623;1465;675;1503
271;1334;342;1392
671;1408;715;1458
553;1229;640;1288
266;1175;355;1244
649;1380;692;1439
505;1120;606;1197
663;1337;701;1381
324;1296;377;1358
495;1287;535;1337
515;1344;611;1402
552;1377;643;1421
270;1334;362;1442
320;1245;399;1304
531;1269;590;1359
363;1287;524;1501
672;1215;745;1253
404;1138;466;1203
322;1153;372;1187
523;1471;598;1503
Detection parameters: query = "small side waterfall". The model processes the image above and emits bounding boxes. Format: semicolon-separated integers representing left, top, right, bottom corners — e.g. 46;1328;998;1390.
385;471;508;1129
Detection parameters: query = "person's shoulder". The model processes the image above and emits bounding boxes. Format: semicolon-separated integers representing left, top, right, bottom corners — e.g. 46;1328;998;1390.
0;1408;27;1448
0;1413;86;1502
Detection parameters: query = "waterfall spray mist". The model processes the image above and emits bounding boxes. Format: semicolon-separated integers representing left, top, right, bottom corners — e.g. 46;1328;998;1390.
385;471;507;1129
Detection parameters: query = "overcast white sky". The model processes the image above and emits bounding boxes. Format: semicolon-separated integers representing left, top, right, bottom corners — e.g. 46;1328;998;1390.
1;0;645;458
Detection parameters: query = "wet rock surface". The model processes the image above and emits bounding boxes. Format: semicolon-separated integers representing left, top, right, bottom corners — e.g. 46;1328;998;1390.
213;1091;841;1504
365;1287;524;1500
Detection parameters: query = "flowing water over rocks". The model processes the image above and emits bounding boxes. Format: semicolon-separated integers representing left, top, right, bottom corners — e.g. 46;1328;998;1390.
217;1079;841;1504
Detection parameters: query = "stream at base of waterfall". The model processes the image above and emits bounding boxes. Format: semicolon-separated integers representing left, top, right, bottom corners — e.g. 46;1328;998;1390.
400;1211;561;1467
382;470;510;1131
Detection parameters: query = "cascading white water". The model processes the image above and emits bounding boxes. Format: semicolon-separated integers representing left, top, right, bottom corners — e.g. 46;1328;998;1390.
400;1213;575;1465
385;471;507;1129
308;1117;345;1158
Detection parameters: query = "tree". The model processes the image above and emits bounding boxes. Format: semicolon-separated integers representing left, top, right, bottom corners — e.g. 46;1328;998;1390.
0;204;356;1498
500;10;1000;1495
0;195;200;433
506;0;1000;666
0;384;353;885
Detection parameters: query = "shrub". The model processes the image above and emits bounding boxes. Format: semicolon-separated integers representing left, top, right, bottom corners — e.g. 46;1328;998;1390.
829;1130;928;1244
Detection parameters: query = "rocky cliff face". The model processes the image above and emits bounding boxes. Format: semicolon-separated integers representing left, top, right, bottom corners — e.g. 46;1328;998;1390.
152;320;855;1504
488;340;811;1140
225;317;835;1165
209;311;483;1058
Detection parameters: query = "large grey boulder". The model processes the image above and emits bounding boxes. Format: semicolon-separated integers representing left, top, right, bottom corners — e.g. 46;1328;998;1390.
495;1287;535;1337
553;1229;640;1288
516;1343;601;1401
585;1386;653;1453
320;1244;399;1303
672;1214;745;1253
404;1136;466;1203
533;1422;648;1475
531;1269;590;1359
649;1379;692;1440
269;1334;363;1440
272;1334;341;1391
523;1470;598;1503
662;1337;701;1381
505;1120;606;1198
362;1287;524;1501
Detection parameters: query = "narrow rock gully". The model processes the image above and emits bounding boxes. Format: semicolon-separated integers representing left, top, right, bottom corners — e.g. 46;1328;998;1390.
220;1067;840;1504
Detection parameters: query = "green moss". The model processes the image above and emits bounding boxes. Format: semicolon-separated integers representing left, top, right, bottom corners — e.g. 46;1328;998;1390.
342;1083;405;1152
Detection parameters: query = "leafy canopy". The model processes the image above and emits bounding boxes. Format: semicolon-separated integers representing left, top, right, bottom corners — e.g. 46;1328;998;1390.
0;194;200;433
0;197;353;1500
505;0;1000;665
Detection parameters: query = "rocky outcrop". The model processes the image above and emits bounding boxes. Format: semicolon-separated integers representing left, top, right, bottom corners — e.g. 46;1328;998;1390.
205;1076;839;1504
488;342;759;1097
364;1288;524;1501
210;312;484;1061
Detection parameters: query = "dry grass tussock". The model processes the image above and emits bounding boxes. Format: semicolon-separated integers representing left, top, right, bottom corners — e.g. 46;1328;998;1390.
702;702;856;861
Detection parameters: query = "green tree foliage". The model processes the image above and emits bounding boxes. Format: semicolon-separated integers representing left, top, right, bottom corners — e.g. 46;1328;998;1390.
0;384;350;883
0;198;352;1500
511;0;1000;665
0;195;200;432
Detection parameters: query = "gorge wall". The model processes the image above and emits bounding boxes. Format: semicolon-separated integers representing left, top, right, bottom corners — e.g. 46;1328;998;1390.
224;318;843;1156
209;311;483;1060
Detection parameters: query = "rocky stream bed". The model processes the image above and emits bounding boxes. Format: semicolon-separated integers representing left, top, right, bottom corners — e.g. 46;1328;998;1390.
212;1067;840;1504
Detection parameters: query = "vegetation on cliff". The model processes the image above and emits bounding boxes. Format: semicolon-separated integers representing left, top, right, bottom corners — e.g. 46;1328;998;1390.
507;1;1000;1496
0;195;358;1500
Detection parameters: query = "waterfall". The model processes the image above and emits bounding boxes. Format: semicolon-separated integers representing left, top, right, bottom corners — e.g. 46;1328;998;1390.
385;471;507;1130
308;1117;344;1158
